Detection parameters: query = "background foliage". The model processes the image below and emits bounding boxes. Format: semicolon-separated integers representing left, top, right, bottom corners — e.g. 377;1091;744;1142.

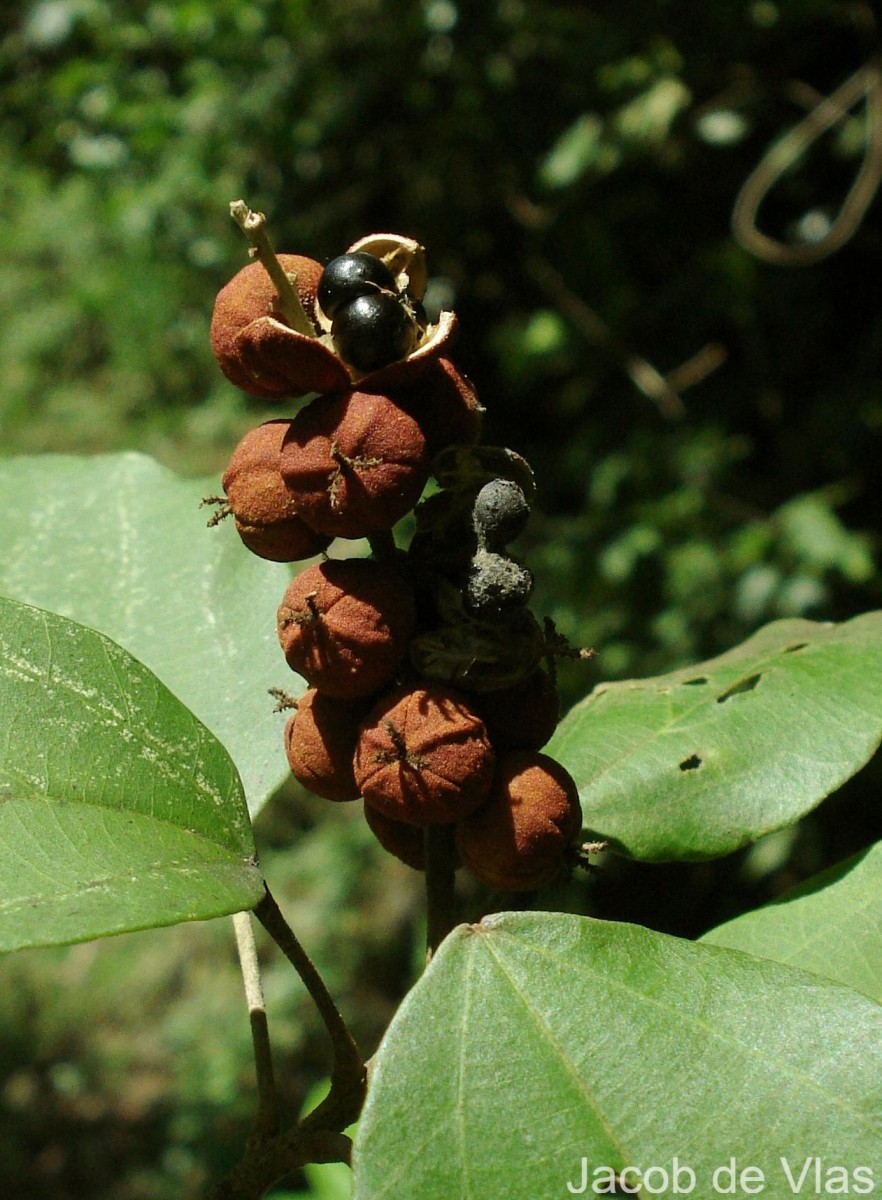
1;1;881;1196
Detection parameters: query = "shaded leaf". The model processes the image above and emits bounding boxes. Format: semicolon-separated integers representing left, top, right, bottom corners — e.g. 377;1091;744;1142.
353;912;882;1200
0;595;264;951
0;453;302;815
550;613;882;859
702;840;882;1003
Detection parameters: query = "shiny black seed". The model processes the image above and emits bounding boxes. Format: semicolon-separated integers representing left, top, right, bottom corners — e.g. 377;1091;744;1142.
332;293;418;373
318;253;399;319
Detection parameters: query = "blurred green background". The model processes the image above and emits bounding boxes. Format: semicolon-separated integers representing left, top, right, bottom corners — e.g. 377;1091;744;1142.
2;0;881;1195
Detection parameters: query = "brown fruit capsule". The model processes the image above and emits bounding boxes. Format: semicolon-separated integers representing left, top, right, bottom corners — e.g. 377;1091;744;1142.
283;689;367;802
280;391;429;538
210;255;349;399
363;804;464;871
277;558;416;699
221;420;332;562
473;668;561;751
397;357;484;456
363;803;427;870
355;684;495;825
457;751;582;891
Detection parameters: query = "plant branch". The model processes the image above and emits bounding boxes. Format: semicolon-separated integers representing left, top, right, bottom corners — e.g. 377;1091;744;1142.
424;823;458;960
253;886;366;1132
229;200;316;337
207;1129;352;1200
232;911;280;1140
525;254;688;419
732;58;882;265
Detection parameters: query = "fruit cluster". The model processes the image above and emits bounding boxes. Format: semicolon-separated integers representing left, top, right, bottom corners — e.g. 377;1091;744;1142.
208;218;591;892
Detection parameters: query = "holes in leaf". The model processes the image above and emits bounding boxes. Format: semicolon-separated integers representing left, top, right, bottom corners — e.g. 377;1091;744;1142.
716;672;762;703
784;642;808;653
682;676;708;686
679;754;702;771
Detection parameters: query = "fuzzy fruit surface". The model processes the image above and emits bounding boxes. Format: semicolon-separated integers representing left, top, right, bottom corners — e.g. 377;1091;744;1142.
280;391;429;538
364;804;464;872
364;803;427;870
332;292;419;374
457;751;582;891
210;254;349;399
222;420;331;563
355;684;495;826
474;667;561;751
284;689;367;802
397;357;483;456
277;558;416;699
318;252;398;319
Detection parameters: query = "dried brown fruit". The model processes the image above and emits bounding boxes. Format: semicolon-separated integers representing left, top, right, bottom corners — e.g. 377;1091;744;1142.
210;255;349;399
397;358;484;456
219;420;331;562
363;803;427;870
355;684;495;825
473;668;561;751
283;689;368;802
457;751;582;890
280;391;429;538
277;558;416;699
363;804;464;871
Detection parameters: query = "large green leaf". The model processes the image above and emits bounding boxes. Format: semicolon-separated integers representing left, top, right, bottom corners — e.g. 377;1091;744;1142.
0;596;264;951
353;912;882;1200
702;841;882;1003
550;613;882;860
0;453;302;815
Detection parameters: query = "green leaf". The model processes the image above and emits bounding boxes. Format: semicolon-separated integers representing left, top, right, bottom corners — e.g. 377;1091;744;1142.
0;595;264;951
550;613;882;860
353;912;882;1200
701;841;882;1003
0;453;301;815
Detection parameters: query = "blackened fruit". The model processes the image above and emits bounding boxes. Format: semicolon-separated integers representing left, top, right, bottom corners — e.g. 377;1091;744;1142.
283;689;367;802
464;548;534;617
355;684;495;826
277;558;416;699
221;420;331;563
332;292;418;374
318;252;399;319
473;478;530;549
457;751;582;891
280;391;429;539
473;668;561;751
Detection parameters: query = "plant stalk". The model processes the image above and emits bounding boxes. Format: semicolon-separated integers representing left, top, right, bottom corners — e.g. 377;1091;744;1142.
232;910;280;1140
229;200;316;337
424;823;458;960
253;886;366;1132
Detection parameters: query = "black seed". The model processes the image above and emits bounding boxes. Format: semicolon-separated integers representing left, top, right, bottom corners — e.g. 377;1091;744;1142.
318;252;399;319
332;292;418;373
